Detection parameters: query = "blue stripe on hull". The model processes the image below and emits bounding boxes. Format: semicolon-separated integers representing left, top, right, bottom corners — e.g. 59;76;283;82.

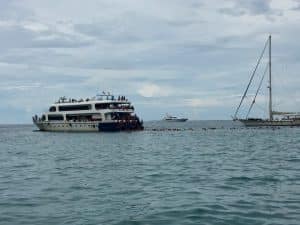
98;122;121;132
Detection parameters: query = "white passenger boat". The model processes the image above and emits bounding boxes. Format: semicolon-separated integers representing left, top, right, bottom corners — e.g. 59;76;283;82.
163;114;188;122
32;92;144;132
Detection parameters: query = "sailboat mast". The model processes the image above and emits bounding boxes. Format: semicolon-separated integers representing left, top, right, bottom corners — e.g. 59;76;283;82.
269;35;273;121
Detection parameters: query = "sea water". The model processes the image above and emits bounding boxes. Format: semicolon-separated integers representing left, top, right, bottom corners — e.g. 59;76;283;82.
0;121;300;225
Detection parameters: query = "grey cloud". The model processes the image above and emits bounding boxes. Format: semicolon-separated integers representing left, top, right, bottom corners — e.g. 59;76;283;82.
219;0;281;16
165;18;205;27
0;49;71;67
74;12;204;44
32;35;93;48
291;0;300;10
0;23;93;51
219;8;246;17
0;70;88;87
74;21;142;43
0;25;35;50
292;6;300;10
236;0;272;14
0;0;34;21
74;23;165;44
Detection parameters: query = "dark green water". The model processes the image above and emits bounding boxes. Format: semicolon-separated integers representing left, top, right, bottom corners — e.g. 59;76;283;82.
0;121;300;225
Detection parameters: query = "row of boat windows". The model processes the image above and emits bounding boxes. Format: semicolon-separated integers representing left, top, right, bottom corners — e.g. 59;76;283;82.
49;105;90;112
49;124;96;128
47;115;103;121
48;115;64;120
49;103;132;112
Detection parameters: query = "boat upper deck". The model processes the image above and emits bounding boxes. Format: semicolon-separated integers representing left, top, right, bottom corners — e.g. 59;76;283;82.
54;94;130;105
46;93;134;114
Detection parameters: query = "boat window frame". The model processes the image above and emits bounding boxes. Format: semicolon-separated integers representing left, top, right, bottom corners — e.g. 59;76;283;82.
49;106;56;112
58;104;92;112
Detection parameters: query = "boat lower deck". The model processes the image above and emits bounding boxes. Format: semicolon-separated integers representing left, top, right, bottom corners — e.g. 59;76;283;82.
34;120;144;132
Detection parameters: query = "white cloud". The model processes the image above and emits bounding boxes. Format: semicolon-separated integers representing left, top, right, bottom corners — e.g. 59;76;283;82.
22;21;48;32
184;98;223;107
0;82;41;91
137;83;173;98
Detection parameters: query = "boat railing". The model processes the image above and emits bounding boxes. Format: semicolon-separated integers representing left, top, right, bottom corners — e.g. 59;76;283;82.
55;96;129;104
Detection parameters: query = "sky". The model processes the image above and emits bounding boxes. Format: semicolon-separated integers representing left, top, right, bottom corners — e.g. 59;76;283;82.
1;0;300;123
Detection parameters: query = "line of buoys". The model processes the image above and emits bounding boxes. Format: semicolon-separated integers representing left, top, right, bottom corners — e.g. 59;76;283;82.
144;126;298;132
147;128;194;132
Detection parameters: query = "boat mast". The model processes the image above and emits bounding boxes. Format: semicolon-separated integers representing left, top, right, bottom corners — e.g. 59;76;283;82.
268;35;273;121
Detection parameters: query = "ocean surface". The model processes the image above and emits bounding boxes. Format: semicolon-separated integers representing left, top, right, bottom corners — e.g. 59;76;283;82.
0;121;300;225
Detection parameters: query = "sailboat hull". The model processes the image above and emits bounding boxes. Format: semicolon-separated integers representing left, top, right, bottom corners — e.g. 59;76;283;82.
239;119;300;127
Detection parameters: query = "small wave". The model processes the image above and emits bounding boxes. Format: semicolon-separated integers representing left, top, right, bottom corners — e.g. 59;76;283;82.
286;158;300;162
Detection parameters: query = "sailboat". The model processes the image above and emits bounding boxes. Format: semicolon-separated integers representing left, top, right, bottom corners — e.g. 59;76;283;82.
233;35;300;127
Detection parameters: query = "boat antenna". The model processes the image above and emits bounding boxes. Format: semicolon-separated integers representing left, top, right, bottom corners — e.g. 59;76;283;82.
233;37;269;119
268;35;273;121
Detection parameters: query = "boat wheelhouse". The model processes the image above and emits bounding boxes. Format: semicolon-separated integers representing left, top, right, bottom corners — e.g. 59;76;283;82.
33;93;144;132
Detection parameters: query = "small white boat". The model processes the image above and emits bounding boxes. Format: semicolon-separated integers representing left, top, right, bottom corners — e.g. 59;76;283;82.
163;114;188;122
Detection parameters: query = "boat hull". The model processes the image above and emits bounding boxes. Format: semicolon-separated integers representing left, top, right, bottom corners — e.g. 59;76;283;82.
239;119;300;127
164;118;188;122
33;121;144;132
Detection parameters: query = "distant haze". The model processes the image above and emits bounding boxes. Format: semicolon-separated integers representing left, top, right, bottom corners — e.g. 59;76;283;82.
1;0;300;123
